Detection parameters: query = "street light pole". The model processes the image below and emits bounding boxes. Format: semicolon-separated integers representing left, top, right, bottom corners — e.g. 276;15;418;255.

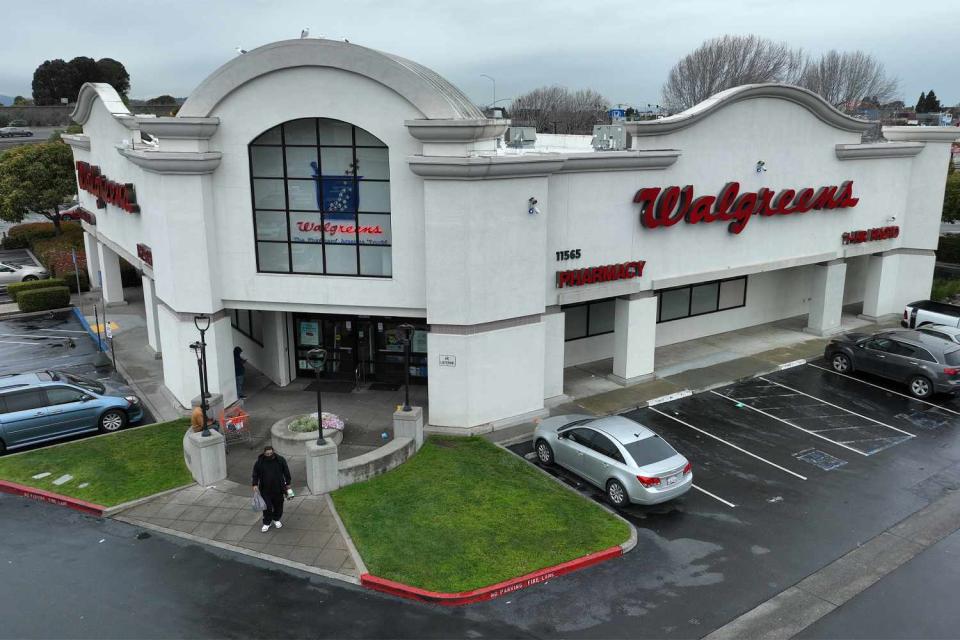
194;316;211;399
190;341;210;437
480;74;495;112
398;323;415;412
307;348;328;445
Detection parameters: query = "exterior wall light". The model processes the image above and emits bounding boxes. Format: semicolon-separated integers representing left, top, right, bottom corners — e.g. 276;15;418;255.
756;160;767;173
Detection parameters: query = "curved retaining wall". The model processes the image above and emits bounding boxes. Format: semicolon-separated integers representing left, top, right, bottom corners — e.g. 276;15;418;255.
338;437;416;487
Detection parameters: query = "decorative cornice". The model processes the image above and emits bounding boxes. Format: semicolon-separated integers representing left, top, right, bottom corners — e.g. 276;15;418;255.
404;118;509;142
408;154;565;179
136;117;220;140
117;147;222;174
882;126;960;143
835;142;925;160
624;84;874;136
71;83;131;125
60;134;90;151
556;150;681;172
408;149;681;179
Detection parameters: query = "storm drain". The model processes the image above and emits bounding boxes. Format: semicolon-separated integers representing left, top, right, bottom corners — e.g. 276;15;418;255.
793;448;847;471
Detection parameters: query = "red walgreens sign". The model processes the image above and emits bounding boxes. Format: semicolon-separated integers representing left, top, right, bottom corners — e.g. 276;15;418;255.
842;226;899;244
75;161;140;213
556;261;646;288
633;181;858;235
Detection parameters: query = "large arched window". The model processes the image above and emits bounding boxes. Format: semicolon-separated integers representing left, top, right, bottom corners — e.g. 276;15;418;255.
249;118;391;277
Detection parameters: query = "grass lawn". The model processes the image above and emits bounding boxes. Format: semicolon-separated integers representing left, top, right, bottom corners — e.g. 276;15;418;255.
0;419;192;507
332;436;631;593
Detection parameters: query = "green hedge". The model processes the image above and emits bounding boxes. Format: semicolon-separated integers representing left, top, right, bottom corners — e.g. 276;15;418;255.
16;286;71;313
937;235;960;265
5;277;67;302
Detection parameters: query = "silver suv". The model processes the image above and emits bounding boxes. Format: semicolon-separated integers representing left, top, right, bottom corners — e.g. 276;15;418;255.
825;330;960;398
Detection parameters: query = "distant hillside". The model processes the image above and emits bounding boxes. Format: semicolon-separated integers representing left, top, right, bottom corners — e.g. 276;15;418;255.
0;95;14;106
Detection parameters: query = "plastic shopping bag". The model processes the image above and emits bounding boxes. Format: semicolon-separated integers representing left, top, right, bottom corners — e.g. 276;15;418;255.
251;491;267;511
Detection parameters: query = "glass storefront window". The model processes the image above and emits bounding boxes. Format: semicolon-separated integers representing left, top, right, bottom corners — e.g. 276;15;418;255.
657;277;747;322
690;282;720;315
249;118;392;277
659;288;691;322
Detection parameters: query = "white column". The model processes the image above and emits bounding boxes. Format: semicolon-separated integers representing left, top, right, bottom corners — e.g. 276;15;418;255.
82;232;100;290
861;252;901;321
806;259;847;336
96;242;124;306
142;274;161;356
612;292;657;383
542;307;565;399
158;308;237;409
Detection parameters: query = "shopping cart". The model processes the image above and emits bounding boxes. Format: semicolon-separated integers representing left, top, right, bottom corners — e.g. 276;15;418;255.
220;401;252;449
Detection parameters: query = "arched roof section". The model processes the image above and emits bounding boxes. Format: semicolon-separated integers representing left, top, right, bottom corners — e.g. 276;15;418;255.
179;39;484;120
628;84;875;136
71;82;132;124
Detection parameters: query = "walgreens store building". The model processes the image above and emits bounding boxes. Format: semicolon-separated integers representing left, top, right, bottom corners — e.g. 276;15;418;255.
64;39;957;433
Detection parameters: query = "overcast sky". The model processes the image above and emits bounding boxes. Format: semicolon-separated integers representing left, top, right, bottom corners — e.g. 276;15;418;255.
2;0;958;107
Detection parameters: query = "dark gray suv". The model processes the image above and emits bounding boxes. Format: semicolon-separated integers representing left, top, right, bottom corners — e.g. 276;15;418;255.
825;330;960;398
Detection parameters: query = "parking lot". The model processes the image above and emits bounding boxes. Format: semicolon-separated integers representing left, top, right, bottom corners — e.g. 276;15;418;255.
497;359;960;638
0;310;153;446
0;247;46;302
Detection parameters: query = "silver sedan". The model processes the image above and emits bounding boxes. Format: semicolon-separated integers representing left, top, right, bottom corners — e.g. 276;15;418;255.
0;261;50;289
533;414;692;507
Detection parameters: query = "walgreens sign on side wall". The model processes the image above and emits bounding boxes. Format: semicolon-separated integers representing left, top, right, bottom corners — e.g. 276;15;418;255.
633;181;859;234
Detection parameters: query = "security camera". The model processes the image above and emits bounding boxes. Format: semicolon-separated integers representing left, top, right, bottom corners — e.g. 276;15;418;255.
528;197;540;215
888;215;897;222
528;197;538;206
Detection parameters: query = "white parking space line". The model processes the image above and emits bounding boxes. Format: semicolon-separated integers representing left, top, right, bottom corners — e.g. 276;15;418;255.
692;484;736;508
0;333;75;340
0;340;38;345
648;407;808;480
806;363;960;417
757;376;916;438
710;390;869;456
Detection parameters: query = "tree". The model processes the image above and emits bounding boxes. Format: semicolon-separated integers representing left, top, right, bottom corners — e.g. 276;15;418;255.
945;172;960;223
31;56;130;104
0;143;76;235
661;35;804;111
510;86;609;134
95;58;130;98
12;95;30;105
145;94;178;105
916;92;927;112
798;50;898;109
924;90;941;113
31;59;79;105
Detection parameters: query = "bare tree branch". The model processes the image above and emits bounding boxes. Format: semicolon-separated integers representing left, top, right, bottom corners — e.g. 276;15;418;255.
510;86;609;134
798;50;898;108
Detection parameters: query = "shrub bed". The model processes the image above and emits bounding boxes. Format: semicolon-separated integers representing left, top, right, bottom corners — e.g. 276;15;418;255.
17;286;71;312
5;277;67;302
937;235;960;265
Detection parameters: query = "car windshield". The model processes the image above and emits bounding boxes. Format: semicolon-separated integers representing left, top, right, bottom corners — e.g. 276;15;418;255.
624;435;678;466
50;370;104;394
946;350;960;366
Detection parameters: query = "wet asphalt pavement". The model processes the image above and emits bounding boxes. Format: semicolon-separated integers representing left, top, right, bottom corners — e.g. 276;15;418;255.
1;358;958;638
0;495;531;639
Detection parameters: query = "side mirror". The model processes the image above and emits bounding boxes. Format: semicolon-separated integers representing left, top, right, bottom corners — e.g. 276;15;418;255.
81;395;94;402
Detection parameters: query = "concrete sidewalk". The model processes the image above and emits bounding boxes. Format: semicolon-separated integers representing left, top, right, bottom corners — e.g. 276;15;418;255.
116;481;363;581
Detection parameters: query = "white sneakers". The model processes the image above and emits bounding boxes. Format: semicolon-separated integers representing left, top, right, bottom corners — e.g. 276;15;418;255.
261;524;270;532
274;521;283;529
261;521;283;532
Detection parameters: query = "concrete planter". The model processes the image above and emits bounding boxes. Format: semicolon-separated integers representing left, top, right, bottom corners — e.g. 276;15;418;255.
270;415;344;458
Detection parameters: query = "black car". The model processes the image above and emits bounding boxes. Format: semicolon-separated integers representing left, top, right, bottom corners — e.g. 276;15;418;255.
825;330;960;399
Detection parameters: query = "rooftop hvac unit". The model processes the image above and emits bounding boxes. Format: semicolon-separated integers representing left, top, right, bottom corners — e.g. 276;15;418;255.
506;126;537;148
591;125;627;151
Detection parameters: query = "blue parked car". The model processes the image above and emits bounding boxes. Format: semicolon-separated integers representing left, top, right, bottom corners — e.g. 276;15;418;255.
0;370;143;453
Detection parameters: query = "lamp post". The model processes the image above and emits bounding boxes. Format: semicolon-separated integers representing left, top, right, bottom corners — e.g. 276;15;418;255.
190;341;210;437
307;348;328;445
194;315;211;399
480;74;495;112
398;323;415;412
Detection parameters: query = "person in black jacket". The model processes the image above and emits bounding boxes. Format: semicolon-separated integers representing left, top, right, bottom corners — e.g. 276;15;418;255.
251;446;291;532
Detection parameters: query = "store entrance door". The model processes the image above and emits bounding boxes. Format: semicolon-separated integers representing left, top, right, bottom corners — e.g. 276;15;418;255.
321;316;356;379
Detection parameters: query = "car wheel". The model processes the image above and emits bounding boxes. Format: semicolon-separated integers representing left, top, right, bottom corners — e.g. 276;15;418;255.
908;376;933;399
99;409;127;433
606;479;629;507
21;275;38;282
535;439;554;466
831;353;852;374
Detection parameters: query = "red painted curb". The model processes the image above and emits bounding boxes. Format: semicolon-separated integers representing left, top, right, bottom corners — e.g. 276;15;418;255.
361;545;623;606
0;480;105;517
